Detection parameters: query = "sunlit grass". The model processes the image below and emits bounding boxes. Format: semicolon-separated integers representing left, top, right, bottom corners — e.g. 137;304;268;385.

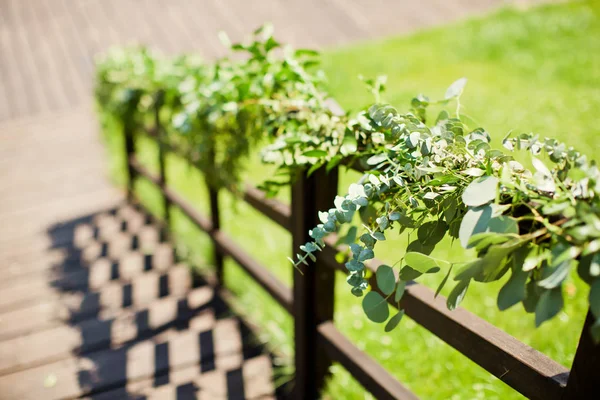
100;1;600;398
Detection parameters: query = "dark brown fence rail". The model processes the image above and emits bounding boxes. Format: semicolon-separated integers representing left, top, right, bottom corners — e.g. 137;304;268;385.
122;99;599;399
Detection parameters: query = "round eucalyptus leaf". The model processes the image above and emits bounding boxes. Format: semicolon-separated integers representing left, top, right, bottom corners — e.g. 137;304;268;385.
405;252;445;274
487;216;519;235
376;265;396;296
395;280;407;303
459;205;493;248
384;310;405;332
445;77;467;99
498;268;529;311
535;288;563;327
461;175;499;207
399;265;423;281
362;291;389;323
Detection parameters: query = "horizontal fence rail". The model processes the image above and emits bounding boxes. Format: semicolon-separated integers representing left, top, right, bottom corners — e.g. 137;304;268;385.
318;321;419;400
128;156;294;313
121;98;599;399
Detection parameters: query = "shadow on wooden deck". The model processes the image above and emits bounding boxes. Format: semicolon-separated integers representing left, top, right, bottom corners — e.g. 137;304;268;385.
0;203;282;399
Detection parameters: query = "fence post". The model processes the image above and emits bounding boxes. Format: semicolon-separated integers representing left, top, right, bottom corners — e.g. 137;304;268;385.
207;150;224;285
291;166;339;399
123;108;137;202
562;310;600;398
154;91;170;240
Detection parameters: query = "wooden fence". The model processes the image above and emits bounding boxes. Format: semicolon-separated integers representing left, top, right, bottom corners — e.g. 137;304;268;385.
123;96;599;399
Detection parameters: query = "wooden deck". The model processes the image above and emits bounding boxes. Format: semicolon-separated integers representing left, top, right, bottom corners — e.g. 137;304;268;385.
0;203;275;399
0;0;521;122
0;0;533;399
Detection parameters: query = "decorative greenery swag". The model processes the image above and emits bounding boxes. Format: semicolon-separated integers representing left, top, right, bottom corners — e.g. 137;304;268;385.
95;26;600;339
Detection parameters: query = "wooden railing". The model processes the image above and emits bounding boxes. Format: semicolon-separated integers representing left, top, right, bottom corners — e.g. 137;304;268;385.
122;97;599;399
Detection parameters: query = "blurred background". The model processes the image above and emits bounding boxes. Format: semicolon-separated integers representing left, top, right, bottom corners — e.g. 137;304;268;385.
1;0;599;399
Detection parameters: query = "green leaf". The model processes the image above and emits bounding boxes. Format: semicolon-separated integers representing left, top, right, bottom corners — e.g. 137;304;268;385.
447;279;470;310
302;149;327;158
523;280;541;313
372;231;386;241
445;77;467;99
384;310;405;332
583;240;600;256
376;265;396;296
406;240;434;255
399;265;423;281
295;49;320;57
538;260;571;289
468;232;512;251
498;268;529;310
535;288;563;327
462;168;485;177
435;264;454;298
462;176;498;207
395;280;406;303
358;248;374;262
326;155;343;172
487;216;519;235
346;259;364;272
591;318;600;344
340;136;357;156
362;291;389;323
366;153;387;166
405;252;446;274
538;245;577;289
417;220;448;246
459;205;493;248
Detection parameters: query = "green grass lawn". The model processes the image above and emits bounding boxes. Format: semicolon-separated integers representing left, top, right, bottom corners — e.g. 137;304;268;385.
101;1;600;398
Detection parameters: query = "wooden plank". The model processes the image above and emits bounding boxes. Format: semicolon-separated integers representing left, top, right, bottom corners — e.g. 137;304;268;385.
26;0;72;111
0;179;115;218
57;0;97;79
0;257;83;287
0;5;20;119
0;286;215;376
36;0;88;104
135;0;180;54
85;354;274;400
213;231;293;314
318;321;418;400
3;0;45;115
242;185;291;231
0;318;245;400
0;206;155;282
165;0;223;58
291;167;339;399
0;264;192;340
0;244;174;313
75;0;120;57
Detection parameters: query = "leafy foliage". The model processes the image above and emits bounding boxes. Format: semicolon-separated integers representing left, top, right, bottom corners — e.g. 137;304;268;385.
96;25;344;192
95;26;600;340
293;77;600;338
